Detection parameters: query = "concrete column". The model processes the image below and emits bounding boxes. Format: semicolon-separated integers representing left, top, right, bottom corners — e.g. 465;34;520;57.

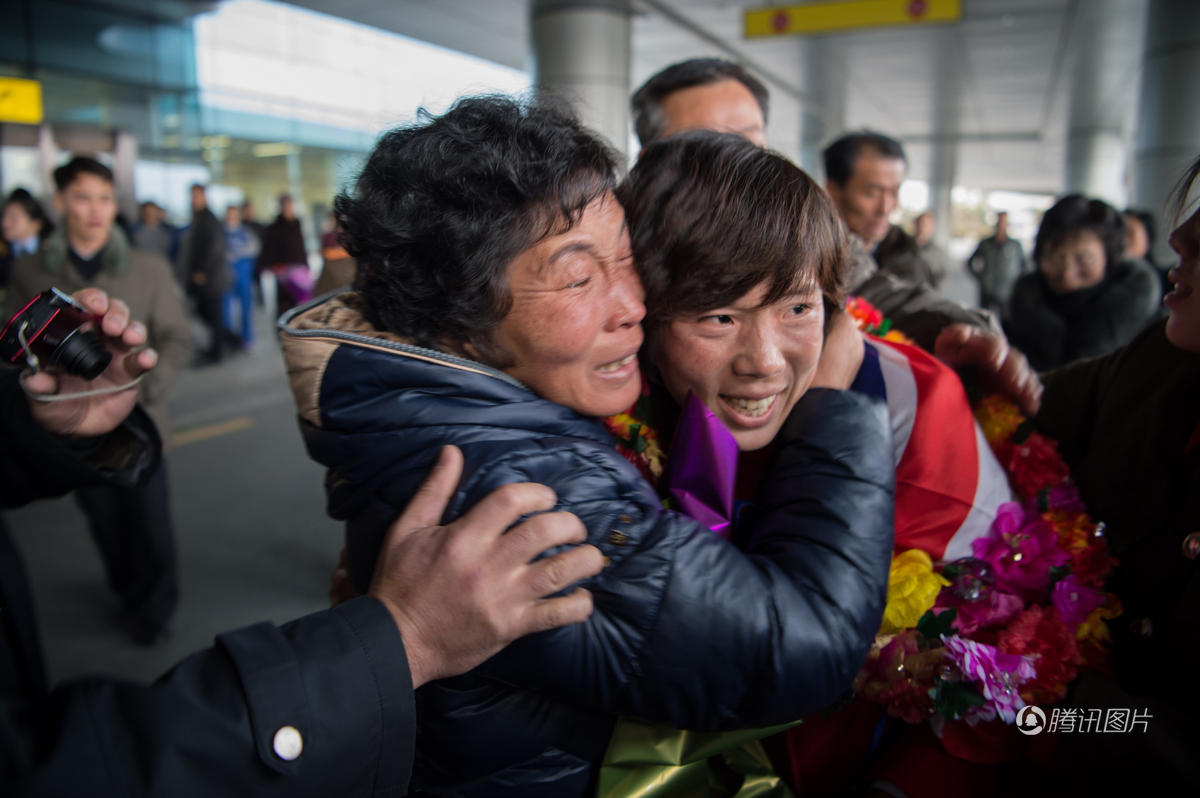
799;38;846;177
113;130;139;224
927;27;961;252
1065;0;1147;207
1133;0;1200;263
36;124;59;207
531;0;631;156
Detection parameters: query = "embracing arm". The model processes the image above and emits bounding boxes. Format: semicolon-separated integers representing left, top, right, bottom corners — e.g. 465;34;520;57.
479;389;895;730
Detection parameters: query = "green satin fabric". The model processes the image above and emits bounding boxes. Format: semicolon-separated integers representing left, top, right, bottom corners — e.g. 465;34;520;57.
596;719;801;798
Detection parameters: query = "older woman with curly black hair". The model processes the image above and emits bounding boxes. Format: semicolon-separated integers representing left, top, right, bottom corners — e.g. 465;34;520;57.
1003;194;1162;370
278;95;894;797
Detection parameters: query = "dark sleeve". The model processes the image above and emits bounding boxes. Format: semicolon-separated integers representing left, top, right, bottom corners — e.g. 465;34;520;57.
478;389;895;730
856;270;998;352
9;597;415;798
257;224;276;267
1035;335;1123;464
966;242;984;276
0;372;160;509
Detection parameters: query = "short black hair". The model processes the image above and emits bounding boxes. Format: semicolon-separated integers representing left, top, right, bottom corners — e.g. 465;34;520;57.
1034;194;1125;271
618;131;847;333
822;131;907;187
338;94;618;365
631;58;769;147
53;156;113;191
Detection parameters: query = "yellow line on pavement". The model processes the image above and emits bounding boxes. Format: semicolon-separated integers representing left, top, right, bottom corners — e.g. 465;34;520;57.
170;416;255;447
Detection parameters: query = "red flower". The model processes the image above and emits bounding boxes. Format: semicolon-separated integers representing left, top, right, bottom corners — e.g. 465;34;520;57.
1003;433;1071;498
1071;544;1118;589
997;606;1079;704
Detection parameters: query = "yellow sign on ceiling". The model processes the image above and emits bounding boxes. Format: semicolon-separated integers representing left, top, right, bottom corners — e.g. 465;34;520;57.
746;0;961;37
0;77;44;125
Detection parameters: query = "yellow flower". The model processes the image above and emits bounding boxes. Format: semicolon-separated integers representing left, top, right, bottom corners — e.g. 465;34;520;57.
974;395;1024;447
881;329;916;346
1076;595;1122;645
879;549;950;635
607;413;635;438
1044;509;1096;553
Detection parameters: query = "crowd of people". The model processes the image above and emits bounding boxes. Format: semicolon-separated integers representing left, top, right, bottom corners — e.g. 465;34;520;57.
1;54;1197;797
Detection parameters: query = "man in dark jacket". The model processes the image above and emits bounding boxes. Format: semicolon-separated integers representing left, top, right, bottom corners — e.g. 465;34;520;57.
179;183;230;363
2;288;603;796
968;211;1026;314
258;194;310;315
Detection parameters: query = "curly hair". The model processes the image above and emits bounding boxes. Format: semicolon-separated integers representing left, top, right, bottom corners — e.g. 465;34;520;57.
631;58;769;147
337;94;618;364
1034;194;1125;272
617;130;847;335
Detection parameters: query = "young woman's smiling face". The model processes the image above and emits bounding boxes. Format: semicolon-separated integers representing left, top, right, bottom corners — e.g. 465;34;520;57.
653;280;825;451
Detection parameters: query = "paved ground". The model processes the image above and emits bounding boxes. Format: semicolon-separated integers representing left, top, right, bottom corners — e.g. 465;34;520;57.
8;307;343;685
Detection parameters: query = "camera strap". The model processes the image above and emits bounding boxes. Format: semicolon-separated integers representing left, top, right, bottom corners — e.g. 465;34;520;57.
19;369;145;402
15;318;145;402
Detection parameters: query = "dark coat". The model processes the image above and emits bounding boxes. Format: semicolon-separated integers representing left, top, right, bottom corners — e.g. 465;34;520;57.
179;207;230;297
1038;319;1200;700
1002;259;1162;371
1034;319;1200;788
0;374;417;796
279;292;896;797
259;216;308;269
874;224;939;289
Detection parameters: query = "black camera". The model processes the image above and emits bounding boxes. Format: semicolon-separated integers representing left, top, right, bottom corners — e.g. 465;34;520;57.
0;288;112;380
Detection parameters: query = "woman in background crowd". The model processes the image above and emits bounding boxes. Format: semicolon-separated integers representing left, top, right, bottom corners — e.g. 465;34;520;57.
1;188;54;290
1003;194;1161;370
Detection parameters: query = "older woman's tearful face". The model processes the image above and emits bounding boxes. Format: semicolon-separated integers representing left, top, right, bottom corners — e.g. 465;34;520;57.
493;193;646;417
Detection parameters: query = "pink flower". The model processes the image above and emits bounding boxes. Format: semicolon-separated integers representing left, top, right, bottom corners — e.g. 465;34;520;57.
1051;574;1107;627
972;503;1071;601
1032;483;1085;513
935;587;1025;636
942;635;1037;724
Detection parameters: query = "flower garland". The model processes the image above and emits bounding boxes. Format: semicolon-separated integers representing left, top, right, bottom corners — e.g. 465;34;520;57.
845;296;916;345
849;297;1121;727
602;377;665;486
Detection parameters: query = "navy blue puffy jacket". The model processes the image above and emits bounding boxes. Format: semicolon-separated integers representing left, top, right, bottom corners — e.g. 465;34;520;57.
280;294;895;797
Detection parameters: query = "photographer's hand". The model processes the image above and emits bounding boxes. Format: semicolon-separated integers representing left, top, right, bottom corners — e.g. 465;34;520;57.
24;288;159;437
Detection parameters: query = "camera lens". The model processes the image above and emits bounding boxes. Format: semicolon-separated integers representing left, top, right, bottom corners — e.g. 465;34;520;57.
50;328;112;380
